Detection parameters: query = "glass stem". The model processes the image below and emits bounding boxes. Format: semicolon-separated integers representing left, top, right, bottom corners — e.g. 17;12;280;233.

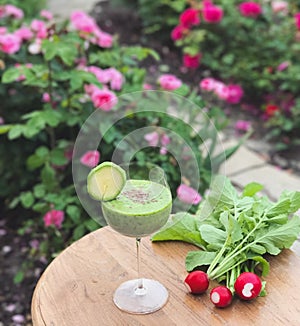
136;237;144;289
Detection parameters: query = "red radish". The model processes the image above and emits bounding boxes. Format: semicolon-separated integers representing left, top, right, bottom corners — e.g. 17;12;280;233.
234;272;262;300
210;286;232;308
184;271;209;294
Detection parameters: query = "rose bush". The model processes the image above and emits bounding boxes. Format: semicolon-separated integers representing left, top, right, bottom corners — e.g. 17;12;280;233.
0;5;242;281
170;0;300;151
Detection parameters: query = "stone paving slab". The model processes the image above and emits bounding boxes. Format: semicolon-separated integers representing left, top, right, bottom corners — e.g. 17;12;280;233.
47;0;99;18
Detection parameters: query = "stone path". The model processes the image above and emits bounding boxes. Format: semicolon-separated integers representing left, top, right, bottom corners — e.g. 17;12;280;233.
46;0;300;255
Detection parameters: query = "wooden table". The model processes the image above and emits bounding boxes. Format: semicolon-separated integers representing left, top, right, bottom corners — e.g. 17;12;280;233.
31;226;300;326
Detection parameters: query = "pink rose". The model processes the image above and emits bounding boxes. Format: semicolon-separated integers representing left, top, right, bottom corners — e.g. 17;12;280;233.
179;8;200;28
199;77;216;91
235;120;251;132
239;2;262;18
213;81;229;100
87;66;110;83
0;27;7;34
177;184;202;205
28;39;42;54
158;74;182;91
160;147;168;155
91;88;118;111
202;5;223;23
40;10;54;20
183;53;201;69
144;131;159;147
171;25;188;41
0;116;4;124
107;68;124;90
161;134;171;146
4;4;24;19
95;30;113;48
0;34;21;54
277;61;289;71
31;20;48;39
14;27;33;41
143;83;153;90
70;11;97;33
295;13;300;30
272;1;288;15
80;150;100;167
226;84;244;104
42;92;51;103
43;209;64;228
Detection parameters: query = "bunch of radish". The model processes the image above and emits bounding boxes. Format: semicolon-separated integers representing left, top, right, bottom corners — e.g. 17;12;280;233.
184;270;262;308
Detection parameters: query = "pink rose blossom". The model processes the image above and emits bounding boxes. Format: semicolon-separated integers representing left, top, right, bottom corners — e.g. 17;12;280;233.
42;92;51;103
160;147;168;155
235;120;251;132
179;8;200;28
91;88;118;111
177;184;202;205
143;83;153;90
158;74;182;91
14;27;33;41
80;150;100;167
31;19;48;39
71;11;97;33
40;9;54;20
277;61;289;71
144;131;159;147
107;68;124;90
43;209;64;228
84;84;98;96
183;53;201;69
239;2;262;18
202;5;223;23
271;1;288;15
0;34;21;54
295;13;300;30
171;25;188;41
213;81;229;100
95;30;113;48
4;4;24;19
199;78;216;91
161;134;171;146
0;116;4;125
226;84;244;104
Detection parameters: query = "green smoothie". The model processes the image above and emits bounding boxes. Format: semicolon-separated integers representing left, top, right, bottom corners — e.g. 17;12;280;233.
102;179;172;237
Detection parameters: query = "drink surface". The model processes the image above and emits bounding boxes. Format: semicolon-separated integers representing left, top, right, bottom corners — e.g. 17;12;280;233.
102;179;172;237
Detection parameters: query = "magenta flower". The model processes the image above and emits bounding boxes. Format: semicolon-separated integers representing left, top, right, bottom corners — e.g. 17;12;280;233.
43;209;64;228
171;25;188;41
107;68;124;90
161;134;171;146
0;27;7;34
95;30;113;48
158;74;182;91
199;77;216;91
213;81;229;100
177;184;202;205
144;131;159;147
239;2;262;18
80;150;100;167
183;53;201;69
202;5;223;23
0;34;21;54
31;19;48;39
235;120;251;132
226;84;244;104
4;4;24;19
143;83;154;90
179;8;200;28
42;92;51;103
91;88;118;111
40;9;54;20
294;13;300;30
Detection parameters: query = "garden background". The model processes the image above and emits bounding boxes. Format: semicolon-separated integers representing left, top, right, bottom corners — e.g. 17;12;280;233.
0;0;300;325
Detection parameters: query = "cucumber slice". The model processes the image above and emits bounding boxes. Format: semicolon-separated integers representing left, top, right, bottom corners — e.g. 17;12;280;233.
87;162;126;201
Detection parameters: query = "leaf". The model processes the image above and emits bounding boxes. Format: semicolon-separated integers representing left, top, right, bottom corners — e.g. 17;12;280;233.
199;224;226;246
255;215;300;255
279;191;300;214
73;224;86;241
219;211;243;244
0;125;12;134
185;251;217;272
67;205;81;224
151;213;206;249
8;125;23;140
13;271;24;284
20;191;34;208
242;182;264;197
2;67;21;83
246;254;270;277
266;198;291;217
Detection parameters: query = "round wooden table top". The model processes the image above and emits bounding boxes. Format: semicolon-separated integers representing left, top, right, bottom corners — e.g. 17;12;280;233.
31;226;300;326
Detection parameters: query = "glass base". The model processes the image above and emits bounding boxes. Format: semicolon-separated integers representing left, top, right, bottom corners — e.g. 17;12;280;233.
113;278;169;314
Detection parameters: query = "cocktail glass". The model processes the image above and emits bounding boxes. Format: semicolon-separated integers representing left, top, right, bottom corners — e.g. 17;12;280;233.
101;163;172;314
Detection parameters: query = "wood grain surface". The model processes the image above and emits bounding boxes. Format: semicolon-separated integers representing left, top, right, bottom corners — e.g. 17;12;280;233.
31;226;300;326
